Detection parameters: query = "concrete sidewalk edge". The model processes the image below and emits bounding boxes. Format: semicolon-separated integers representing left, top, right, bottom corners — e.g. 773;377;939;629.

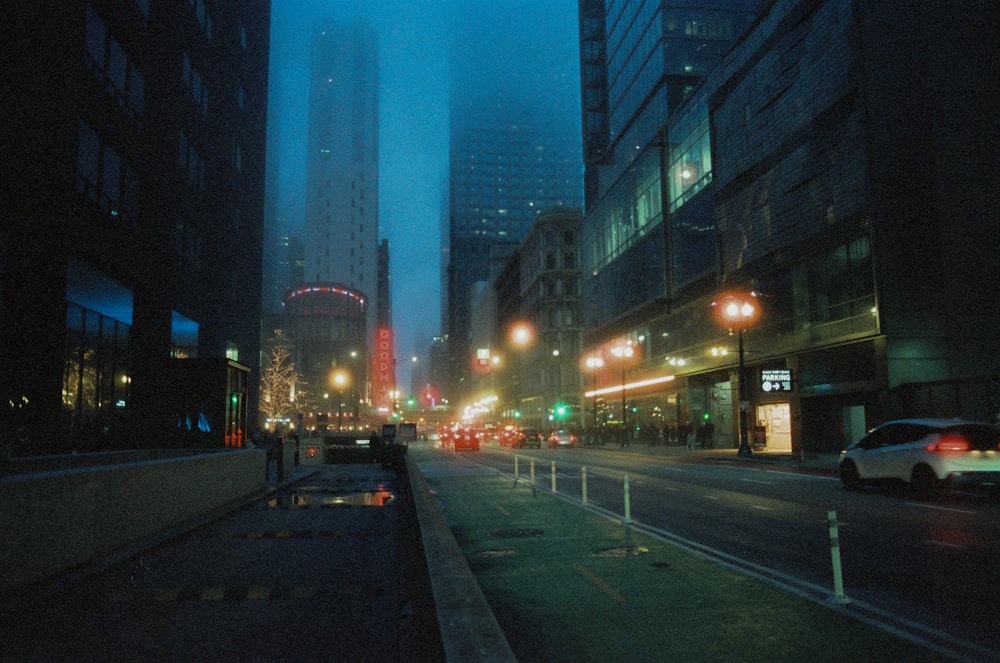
406;455;518;663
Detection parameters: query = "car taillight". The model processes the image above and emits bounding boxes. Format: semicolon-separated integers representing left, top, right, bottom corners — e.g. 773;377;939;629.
928;435;970;453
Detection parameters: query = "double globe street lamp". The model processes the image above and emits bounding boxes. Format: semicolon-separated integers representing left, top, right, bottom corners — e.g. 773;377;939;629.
711;291;761;457
609;343;636;447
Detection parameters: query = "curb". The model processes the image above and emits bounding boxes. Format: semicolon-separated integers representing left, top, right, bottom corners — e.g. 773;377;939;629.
406;455;517;663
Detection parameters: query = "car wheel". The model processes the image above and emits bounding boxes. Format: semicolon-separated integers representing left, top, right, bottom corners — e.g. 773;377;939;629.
839;460;862;491
910;464;941;497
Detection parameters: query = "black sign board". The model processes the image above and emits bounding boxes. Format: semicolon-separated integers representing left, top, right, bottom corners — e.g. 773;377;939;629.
760;368;793;392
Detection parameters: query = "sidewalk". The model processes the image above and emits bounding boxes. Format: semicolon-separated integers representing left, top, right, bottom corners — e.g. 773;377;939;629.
411;445;953;663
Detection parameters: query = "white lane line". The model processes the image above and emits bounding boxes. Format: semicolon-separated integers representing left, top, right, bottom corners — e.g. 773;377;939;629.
904;502;975;515
925;540;965;550
740;478;774;485
751;505;773;511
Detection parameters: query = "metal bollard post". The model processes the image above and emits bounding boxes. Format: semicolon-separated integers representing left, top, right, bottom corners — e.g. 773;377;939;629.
623;474;632;524
551;460;557;493
581;466;587;504
514;455;519;486
530;458;536;496
827;510;851;604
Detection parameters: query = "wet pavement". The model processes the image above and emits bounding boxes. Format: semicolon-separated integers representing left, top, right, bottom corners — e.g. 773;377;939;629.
0;462;442;663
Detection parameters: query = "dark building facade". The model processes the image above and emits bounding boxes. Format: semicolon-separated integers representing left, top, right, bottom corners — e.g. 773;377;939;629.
578;0;1000;453
446;93;583;402
2;1;271;453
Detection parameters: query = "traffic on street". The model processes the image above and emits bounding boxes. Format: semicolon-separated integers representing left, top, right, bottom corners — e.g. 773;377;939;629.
420;440;1000;662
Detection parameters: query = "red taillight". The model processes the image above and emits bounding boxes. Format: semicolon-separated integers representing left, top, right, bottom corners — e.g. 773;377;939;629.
929;435;970;453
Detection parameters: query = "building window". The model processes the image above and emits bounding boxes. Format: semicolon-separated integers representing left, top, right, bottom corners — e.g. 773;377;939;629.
667;93;712;213
84;5;145;119
182;52;209;116
76;122;138;228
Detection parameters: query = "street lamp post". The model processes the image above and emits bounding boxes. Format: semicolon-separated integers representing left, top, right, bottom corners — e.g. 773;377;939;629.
584;356;604;431
610;344;635;447
331;368;350;432
712;291;761;458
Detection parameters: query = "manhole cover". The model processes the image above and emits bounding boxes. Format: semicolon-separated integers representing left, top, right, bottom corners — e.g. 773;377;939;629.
650;561;671;569
593;545;649;558
489;528;545;539
471;549;518;558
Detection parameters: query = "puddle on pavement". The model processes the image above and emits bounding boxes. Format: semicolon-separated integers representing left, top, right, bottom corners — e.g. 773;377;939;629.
268;488;394;508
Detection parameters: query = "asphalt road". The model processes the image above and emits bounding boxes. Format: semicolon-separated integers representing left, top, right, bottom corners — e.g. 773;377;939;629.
468;444;1000;659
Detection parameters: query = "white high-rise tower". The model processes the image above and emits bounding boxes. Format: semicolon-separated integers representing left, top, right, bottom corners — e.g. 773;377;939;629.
304;22;380;339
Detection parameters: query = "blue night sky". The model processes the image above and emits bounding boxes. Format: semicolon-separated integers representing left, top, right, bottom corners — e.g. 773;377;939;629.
267;0;581;388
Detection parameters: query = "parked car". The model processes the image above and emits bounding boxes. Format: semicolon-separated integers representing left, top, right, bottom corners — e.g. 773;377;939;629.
547;429;577;448
521;428;543;449
839;419;1000;495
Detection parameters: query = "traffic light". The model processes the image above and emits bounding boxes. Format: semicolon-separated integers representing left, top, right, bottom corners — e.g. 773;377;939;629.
554;403;568;419
702;412;711;421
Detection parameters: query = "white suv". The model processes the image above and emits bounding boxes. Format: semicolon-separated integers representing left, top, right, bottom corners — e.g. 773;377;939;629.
839;419;1000;495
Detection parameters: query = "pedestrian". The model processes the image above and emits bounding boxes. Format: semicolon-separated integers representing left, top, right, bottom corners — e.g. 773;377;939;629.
684;423;696;450
369;430;383;464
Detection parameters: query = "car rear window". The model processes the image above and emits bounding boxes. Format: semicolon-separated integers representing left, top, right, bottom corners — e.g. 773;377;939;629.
944;424;1000;451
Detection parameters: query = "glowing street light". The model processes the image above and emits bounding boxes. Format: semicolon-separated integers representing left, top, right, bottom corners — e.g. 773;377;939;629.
331;368;351;431
711;291;761;457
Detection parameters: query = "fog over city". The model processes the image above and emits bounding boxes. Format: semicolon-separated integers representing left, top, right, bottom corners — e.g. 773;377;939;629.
267;0;582;386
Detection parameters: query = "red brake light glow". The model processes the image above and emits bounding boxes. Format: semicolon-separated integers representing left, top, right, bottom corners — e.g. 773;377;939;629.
929;435;970;453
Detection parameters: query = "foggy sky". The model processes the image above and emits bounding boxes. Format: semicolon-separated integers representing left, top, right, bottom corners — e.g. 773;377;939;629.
267;0;581;388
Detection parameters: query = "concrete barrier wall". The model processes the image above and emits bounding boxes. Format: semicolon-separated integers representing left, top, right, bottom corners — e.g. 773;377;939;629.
406;455;517;663
0;450;266;596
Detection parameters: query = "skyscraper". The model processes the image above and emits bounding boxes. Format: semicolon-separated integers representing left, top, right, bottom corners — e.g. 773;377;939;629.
2;1;271;452
576;0;1000;454
304;22;380;340
295;22;382;413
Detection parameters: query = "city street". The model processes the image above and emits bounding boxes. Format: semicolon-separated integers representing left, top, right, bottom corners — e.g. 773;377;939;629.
426;442;1000;661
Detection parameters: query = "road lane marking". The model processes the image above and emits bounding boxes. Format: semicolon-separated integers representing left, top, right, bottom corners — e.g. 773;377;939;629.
739;478;774;485
751;505;773;511
573;564;625;603
496;504;510;516
925;540;965;550
904;502;975;515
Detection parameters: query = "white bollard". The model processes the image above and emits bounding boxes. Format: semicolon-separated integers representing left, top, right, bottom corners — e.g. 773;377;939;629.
623;474;632;524
827;510;851;604
581;466;588;504
513;455;519;485
551;460;557;492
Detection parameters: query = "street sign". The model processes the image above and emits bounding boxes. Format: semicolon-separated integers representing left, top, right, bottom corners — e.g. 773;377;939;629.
760;368;793;392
